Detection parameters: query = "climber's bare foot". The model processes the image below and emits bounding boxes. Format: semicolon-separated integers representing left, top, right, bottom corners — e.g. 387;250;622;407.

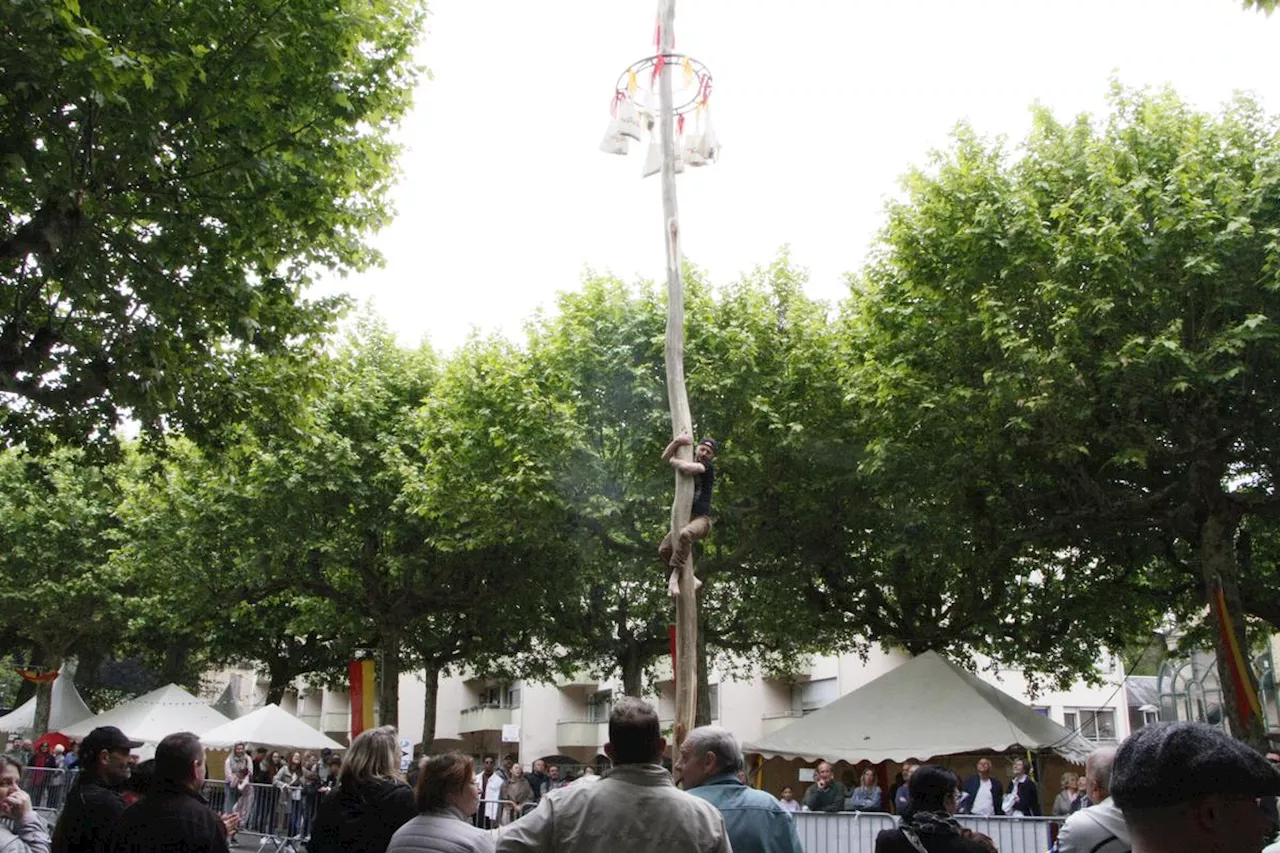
667;572;703;598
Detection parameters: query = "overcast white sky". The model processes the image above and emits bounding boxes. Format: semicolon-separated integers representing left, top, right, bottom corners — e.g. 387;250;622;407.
319;1;1280;353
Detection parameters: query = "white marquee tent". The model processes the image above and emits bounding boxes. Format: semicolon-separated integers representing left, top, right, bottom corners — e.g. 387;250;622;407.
200;704;345;751
0;667;94;733
743;651;1096;764
62;683;230;744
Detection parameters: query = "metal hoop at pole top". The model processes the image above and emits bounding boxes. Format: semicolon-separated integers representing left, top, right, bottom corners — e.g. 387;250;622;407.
599;44;719;174
612;54;713;117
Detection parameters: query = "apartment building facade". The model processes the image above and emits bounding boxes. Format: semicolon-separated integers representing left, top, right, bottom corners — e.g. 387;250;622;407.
214;646;1137;770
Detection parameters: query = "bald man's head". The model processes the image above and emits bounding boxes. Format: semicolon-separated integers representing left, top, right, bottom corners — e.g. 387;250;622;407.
1085;746;1116;802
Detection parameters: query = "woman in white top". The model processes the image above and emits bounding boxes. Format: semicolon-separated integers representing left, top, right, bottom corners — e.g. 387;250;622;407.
778;785;800;813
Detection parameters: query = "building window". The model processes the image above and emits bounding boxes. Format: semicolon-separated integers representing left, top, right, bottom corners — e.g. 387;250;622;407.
1065;708;1116;741
709;683;720;721
792;678;837;715
588;690;613;723
478;683;519;708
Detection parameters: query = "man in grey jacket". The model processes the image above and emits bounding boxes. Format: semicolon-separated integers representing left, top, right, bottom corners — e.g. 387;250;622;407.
496;697;730;853
1055;747;1129;853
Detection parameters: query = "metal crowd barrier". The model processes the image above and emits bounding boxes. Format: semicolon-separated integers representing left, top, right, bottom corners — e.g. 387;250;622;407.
793;810;897;852
471;798;537;829
959;814;1062;853
201;779;324;848
18;766;75;811
793;810;1066;853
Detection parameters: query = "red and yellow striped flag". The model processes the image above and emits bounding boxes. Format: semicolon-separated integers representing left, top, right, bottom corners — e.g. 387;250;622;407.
349;658;376;738
1212;585;1263;727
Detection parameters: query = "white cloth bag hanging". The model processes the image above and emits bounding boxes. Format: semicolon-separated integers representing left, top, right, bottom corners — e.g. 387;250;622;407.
642;137;685;178
681;129;707;166
599;126;629;155
614;98;643;141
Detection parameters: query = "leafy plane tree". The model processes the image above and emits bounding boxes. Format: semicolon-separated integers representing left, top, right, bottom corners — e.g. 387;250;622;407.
0;0;425;443
849;84;1280;744
0;445;126;735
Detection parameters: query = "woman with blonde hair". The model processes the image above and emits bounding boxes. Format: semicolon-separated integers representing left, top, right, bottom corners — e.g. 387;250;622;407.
1052;771;1078;816
387;753;494;853
310;726;416;853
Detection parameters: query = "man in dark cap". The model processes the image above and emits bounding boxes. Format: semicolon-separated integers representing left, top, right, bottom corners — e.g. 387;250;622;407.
658;430;718;598
52;726;142;853
1110;721;1280;853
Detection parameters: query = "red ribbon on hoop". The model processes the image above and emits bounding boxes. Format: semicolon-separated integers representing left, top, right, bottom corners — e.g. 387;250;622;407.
677;114;685;135
698;74;712;105
651;53;667;86
610;90;624;118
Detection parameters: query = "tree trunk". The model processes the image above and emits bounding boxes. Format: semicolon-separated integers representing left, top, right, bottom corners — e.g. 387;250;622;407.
656;0;697;751
264;653;292;704
1200;509;1267;748
32;650;63;737
621;640;644;699
379;634;401;729
420;663;441;756
159;641;193;688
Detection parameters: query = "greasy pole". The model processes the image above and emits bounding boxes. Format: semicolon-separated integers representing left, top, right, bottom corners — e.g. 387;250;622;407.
656;0;697;749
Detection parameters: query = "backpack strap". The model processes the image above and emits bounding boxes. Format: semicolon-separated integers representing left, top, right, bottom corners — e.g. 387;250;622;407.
899;826;930;853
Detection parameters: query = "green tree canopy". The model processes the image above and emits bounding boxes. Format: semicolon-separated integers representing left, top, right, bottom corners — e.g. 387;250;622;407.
1;0;425;444
848;84;1280;738
0;445;126;732
525;259;856;706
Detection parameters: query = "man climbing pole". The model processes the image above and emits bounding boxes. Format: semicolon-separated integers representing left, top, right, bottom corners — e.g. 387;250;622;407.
659;431;717;598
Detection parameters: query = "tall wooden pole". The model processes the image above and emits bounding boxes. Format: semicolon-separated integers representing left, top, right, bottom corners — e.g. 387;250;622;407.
656;0;697;749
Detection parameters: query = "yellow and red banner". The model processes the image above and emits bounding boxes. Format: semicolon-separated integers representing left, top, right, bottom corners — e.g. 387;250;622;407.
349;658;376;739
16;668;58;684
1212;584;1263;728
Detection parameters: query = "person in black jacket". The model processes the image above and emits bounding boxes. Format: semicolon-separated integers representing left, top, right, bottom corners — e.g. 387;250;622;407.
309;727;416;853
1006;757;1041;816
108;731;235;853
53;726;143;853
874;765;994;853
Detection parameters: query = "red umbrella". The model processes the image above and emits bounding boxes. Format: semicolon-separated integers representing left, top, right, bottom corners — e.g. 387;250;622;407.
33;732;71;753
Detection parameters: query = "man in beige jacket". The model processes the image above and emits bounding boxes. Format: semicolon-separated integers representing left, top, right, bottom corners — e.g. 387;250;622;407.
496;697;730;853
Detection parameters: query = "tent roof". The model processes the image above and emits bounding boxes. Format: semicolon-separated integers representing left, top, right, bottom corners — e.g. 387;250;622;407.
0;667;94;734
200;704;345;751
61;684;230;743
211;683;243;721
743;651;1095;764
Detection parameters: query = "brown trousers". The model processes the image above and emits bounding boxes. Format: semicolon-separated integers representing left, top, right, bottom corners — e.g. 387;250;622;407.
658;515;712;570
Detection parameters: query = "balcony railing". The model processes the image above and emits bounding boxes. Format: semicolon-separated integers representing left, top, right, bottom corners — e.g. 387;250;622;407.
458;703;515;733
760;710;806;735
554;669;600;688
556;720;607;748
